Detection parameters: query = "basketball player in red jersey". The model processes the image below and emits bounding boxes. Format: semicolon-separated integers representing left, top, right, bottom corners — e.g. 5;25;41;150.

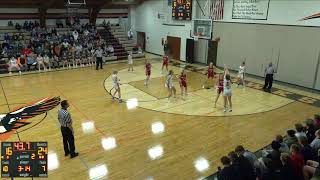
144;60;151;86
179;69;187;96
203;62;216;88
161;55;169;74
214;73;224;108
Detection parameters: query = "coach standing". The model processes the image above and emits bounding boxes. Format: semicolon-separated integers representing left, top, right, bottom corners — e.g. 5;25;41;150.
263;62;275;93
58;100;79;158
94;46;104;70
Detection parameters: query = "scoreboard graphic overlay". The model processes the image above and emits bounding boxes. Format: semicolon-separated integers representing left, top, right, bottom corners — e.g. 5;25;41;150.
172;0;192;20
1;142;48;178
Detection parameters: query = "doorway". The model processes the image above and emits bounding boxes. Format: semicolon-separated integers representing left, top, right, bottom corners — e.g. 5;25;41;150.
137;31;146;50
167;36;181;60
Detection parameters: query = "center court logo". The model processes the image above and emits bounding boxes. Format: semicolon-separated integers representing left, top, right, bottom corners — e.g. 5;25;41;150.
0;97;60;141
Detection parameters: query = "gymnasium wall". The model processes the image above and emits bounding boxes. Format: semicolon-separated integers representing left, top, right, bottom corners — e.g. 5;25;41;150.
129;0;194;61
0;8;128;27
212;0;320;89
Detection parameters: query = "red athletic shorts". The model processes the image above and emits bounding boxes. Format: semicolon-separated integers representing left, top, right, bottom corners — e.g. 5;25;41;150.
180;81;187;88
217;87;223;94
163;60;168;66
146;70;151;76
208;72;215;78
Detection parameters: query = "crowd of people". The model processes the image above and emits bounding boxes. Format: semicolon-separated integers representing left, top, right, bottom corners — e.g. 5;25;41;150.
217;114;320;180
2;21;120;74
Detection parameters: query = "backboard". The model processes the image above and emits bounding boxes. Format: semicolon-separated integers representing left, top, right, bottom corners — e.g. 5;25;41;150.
191;19;213;40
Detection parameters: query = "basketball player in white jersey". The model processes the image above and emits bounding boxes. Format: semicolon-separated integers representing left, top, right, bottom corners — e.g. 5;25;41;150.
223;65;232;112
236;61;246;87
8;56;21;75
127;51;133;71
111;70;122;103
166;70;176;99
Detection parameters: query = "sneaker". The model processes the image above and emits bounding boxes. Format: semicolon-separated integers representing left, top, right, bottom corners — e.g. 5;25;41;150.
119;99;122;103
229;109;232;112
64;152;70;157
70;152;79;158
223;109;227;112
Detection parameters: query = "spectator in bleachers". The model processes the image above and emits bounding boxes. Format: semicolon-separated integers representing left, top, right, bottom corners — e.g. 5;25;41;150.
299;136;316;163
43;54;51;71
8;56;21;75
275;135;290;153
36;54;46;71
296;123;307;139
217;156;239;180
311;130;320;152
72;30;79;41
27;54;37;71
285;129;299;148
107;44;114;56
306;119;317;144
17;54;27;72
290;144;305;180
235;145;258;168
4;33;10;41
314;115;320;129
233;147;256;180
8;21;13;26
15;23;21;31
127;28;133;40
269;140;282;170
280;153;298;180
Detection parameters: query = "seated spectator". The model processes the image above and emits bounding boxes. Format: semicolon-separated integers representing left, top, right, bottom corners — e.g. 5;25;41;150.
26;54;36;71
15;23;21;31
303;160;320;180
299;136;316;163
107;45;114;56
217;156;239;180
275;135;290;153
235;145;258;168
17;54;27;72
72;30;79;41
234;147;256;180
36;54;46;71
258;157;276;180
306;119;318;143
290;144;305;180
311;130;320;152
296;123;307;138
8;56;21;75
43;54;51;70
280;153;298;180
285;129;299;148
4;33;10;41
315;115;320;129
269;140;282;170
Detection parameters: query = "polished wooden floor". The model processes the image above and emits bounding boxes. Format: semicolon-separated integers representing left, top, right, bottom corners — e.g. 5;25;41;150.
0;57;319;180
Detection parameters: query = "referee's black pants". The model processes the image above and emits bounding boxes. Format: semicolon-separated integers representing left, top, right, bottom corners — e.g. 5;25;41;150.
96;57;103;70
61;126;75;156
263;74;273;91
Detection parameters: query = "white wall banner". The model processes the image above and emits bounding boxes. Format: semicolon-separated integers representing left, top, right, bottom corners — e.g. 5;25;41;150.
232;0;270;20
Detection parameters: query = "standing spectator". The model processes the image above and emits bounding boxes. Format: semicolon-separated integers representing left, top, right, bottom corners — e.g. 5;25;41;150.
295;123;307;139
217;156;239;180
275;135;290;153
127;28;133;40
280;153;298;180
43;54;51;71
290;144;305;180
311;130;320;152
263;62;275;92
299;136;316;163
235;145;258;168
58;100;79;158
285;129;299;148
93;46;103;70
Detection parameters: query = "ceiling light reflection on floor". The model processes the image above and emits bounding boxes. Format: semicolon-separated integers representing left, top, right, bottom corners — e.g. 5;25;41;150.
48;152;59;171
194;157;209;172
151;121;165;134
101;137;117;150
126;98;138;109
89;164;108;180
148;145;163;160
81;121;95;134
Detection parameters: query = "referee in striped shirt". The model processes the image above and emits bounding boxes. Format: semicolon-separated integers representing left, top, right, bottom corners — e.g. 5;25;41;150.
58;100;79;158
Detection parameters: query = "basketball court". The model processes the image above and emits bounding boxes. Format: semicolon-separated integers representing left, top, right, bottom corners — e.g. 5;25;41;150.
0;0;320;180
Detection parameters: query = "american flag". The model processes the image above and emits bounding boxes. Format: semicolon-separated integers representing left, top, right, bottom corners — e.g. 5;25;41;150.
210;0;224;20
